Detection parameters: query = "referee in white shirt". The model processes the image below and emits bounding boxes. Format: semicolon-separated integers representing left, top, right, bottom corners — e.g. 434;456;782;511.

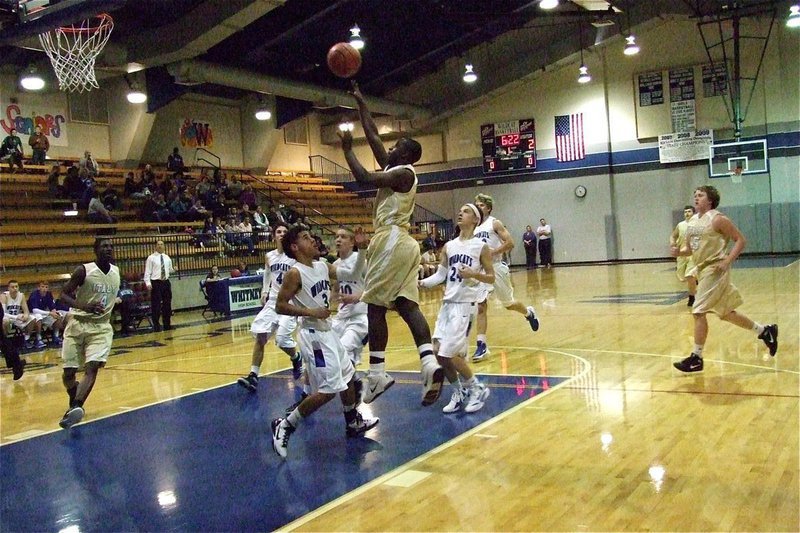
144;240;175;331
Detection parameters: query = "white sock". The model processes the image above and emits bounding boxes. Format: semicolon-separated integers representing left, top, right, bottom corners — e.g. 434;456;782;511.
752;323;765;335
420;354;438;368
286;409;303;427
693;344;704;357
250;365;260;375
477;334;487;344
369;352;386;376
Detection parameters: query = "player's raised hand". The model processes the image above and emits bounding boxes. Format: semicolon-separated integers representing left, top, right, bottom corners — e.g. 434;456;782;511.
354;226;369;249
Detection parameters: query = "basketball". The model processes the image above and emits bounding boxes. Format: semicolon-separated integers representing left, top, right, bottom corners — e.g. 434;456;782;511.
327;42;361;78
230;269;241;278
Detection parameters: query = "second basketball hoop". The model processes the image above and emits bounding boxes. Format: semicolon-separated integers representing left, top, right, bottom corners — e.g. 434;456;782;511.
38;13;114;93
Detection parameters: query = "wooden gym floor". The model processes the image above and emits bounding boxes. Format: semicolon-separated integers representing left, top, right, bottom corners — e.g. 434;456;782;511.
1;258;797;531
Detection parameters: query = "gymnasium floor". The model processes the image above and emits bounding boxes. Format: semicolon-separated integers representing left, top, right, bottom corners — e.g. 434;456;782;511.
1;260;798;531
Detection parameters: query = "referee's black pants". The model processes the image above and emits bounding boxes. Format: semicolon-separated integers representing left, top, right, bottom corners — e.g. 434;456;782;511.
150;279;172;330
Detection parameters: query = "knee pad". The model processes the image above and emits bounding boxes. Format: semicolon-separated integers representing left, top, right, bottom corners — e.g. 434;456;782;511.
276;333;296;350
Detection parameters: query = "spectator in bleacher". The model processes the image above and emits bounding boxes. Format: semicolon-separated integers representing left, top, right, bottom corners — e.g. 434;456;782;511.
159;175;174;198
63;166;82;200
167;147;185;173
139;193;160;222
223;216;241;250
78;171;96;209
169;190;192;221
206;265;222;281
239;203;253;223
187;197;209;222
172;170;187;192
267;205;286;227
102;182;123;211
205;184;226;218
1;280;43;349
79;150;98;178
253;205;270;241
237;215;256;255
88;189;116;225
153;192;176;222
225;175;244;200
285;205;301;225
27;281;65;346
236;260;251;276
47;164;63;198
142;163;156;187
212;216;233;254
239;184;257;209
196;174;212;201
28;125;49;165
0;128;24;172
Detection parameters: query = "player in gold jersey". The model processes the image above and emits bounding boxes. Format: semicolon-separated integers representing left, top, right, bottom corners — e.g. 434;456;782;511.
670;186;777;372
339;82;445;407
57;237;120;428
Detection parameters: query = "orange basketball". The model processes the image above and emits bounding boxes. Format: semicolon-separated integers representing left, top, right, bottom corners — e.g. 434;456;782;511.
327;42;361;78
230;269;241;278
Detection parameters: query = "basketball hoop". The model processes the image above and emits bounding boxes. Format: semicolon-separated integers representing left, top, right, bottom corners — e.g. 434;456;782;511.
38;13;114;93
730;166;743;184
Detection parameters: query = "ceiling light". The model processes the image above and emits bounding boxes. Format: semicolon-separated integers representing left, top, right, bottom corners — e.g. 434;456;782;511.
578;64;591;84
624;35;640;55
126;90;147;104
539;0;559;9
349;24;364;50
463;64;477;83
338;122;354;132
788;5;800;28
255;109;272;121
20;67;45;91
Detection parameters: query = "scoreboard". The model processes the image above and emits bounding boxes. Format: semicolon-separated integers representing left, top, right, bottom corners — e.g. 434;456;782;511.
481;119;537;174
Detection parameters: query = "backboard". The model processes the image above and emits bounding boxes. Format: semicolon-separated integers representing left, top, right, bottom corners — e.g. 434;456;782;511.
709;138;768;178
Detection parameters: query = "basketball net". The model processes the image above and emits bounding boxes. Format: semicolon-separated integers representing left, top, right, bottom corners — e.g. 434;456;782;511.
730;167;743;184
38;13;114;93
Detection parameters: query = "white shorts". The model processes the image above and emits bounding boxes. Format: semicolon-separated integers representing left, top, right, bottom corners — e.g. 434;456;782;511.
31;309;62;329
251;303;297;348
331;313;368;359
2;314;34;334
478;262;514;306
432;302;477;358
299;328;355;394
61;318;114;368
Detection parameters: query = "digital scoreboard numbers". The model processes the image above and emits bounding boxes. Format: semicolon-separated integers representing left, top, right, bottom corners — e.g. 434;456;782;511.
481;119;537;174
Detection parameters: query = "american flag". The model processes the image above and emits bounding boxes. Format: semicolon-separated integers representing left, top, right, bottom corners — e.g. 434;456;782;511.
554;113;585;162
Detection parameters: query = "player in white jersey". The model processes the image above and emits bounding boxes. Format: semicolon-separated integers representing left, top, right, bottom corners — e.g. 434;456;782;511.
670;205;697;307
339;81;445;408
670;186;777;372
57;237;121;429
237;223;302;393
331;227;368;366
1;280;43;348
420;204;496;413
471;193;539;362
270;226;376;458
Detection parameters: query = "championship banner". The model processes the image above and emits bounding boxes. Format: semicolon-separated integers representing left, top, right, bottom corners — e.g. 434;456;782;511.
1;101;69;147
658;129;713;163
670;100;696;133
228;281;262;313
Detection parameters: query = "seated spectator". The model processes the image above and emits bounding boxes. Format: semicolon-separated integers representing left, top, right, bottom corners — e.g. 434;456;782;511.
87;189;116;225
238;215;256;255
63;166;82;200
102;182;123;211
169;190;192;221
159;175;174;198
1;128;24;173
27;281;65;346
196;175;212;201
419;245;438;279
253;205;270;241
153;193;176;222
79;150;98;178
213;216;234;254
139;194;160;222
1;280;43;349
142;164;156;189
239;203;253;223
206;265;222;281
267;205;286;227
225;175;243;200
167;147;185;172
222;216;239;249
172;170;187;192
187;197;209;221
239;184;256;209
236;261;251;276
285;205;301;224
47;165;62;198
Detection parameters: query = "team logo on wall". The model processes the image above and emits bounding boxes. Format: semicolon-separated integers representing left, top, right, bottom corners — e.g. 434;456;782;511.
179;118;214;148
1;102;69;147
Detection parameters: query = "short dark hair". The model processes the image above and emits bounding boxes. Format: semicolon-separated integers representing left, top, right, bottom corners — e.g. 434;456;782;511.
696;185;721;209
281;225;306;260
399;137;422;164
272;222;289;234
684;205;695;211
94;236;113;252
7;279;18;287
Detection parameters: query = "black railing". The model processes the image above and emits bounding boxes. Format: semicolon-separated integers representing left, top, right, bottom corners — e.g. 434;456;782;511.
108;232;275;278
413;203;454;243
309;155;353;183
193;148;221;170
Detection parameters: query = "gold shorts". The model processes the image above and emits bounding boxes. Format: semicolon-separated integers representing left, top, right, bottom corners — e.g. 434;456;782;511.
361;226;420;309
676;256;696;282
692;267;743;317
61;318;114;368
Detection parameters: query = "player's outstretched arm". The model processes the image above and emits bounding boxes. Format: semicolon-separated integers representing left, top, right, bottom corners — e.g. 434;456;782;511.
339;131;414;192
350;81;388;167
